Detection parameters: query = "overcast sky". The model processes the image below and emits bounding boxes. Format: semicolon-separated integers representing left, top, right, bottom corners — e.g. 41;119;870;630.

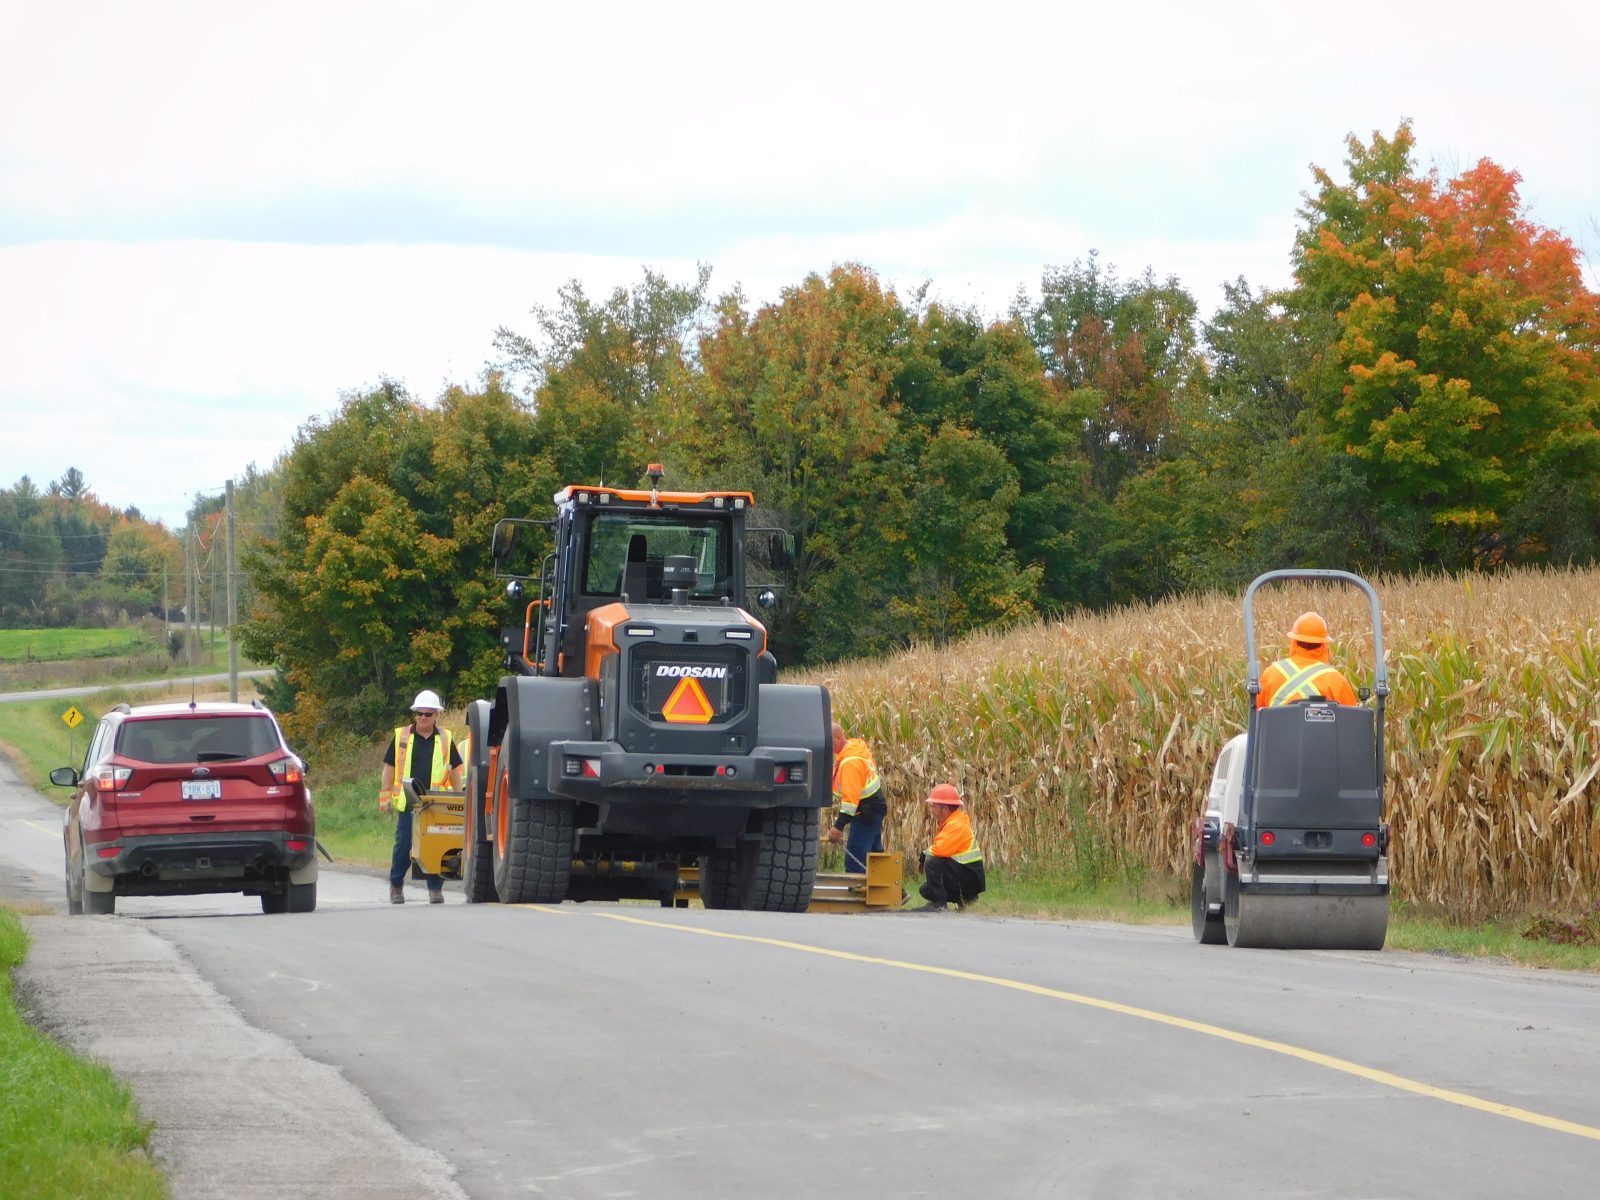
2;0;1595;530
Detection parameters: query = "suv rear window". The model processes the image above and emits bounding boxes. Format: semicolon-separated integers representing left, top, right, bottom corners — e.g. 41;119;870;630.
117;716;280;764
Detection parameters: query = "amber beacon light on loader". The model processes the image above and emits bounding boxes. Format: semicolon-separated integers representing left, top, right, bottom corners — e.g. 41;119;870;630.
458;465;833;912
1191;569;1392;950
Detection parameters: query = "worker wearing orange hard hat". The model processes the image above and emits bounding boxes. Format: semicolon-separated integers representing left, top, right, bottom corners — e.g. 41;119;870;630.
1257;611;1360;709
912;783;986;912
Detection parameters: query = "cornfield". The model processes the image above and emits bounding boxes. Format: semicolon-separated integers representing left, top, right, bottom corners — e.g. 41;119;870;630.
803;566;1600;919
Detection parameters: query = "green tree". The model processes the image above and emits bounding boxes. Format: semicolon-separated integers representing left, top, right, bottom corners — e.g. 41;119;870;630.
1020;254;1205;502
49;466;90;502
668;264;906;663
896;304;1104;610
1289;122;1600;568
241;379;555;739
496;266;711;484
99;523;173;611
883;424;1041;644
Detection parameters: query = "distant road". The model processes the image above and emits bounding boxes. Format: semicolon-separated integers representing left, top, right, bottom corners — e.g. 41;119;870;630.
0;669;273;703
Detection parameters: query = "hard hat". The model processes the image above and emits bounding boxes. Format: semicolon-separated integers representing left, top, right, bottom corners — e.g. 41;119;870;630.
926;783;963;807
1287;612;1330;645
411;689;444;713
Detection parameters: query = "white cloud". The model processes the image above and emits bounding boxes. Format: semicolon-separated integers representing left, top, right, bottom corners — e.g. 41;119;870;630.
1;0;1595;528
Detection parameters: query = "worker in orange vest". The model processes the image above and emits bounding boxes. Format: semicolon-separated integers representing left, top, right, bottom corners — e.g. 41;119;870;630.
913;783;985;912
824;720;885;874
1258;611;1360;708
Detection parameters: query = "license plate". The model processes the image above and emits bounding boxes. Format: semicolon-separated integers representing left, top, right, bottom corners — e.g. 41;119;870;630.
182;780;222;800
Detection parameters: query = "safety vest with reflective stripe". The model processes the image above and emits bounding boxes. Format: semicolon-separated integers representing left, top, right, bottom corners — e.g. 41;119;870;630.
393;725;457;791
1265;658;1340;706
832;738;882;817
928;807;983;864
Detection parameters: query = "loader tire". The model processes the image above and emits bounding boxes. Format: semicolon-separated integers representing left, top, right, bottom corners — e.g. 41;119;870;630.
494;793;573;905
462;762;498;904
698;850;738;909
736;805;817;913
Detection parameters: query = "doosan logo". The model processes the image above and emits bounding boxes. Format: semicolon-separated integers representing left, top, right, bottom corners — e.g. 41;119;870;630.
655;664;728;679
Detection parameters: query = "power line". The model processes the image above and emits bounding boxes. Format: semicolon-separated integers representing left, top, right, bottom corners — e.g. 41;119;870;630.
0;566;172;577
0;557;133;568
0;524;121;541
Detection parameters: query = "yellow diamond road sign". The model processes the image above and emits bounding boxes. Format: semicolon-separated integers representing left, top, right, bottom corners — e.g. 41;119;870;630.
61;705;84;730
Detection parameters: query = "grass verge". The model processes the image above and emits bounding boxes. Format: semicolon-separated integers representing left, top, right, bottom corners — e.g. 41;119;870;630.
915;862;1600;972
0;906;167;1200
0;693;139;794
313;773;395;870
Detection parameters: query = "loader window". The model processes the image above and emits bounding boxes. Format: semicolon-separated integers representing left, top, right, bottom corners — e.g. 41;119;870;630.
583;513;731;601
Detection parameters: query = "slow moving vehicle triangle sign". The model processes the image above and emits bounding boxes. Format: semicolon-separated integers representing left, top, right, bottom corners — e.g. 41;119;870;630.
661;676;715;724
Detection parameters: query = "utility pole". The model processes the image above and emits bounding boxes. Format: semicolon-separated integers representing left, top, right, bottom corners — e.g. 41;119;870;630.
227;479;239;702
188;526;199;667
210;526;219;653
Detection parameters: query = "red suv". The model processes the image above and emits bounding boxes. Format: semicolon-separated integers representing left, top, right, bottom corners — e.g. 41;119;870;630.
51;700;317;915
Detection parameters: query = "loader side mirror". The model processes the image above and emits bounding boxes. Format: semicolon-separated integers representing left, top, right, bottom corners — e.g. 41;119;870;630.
506;579;524;603
768;532;791;572
757;589;778;610
492;523;519;565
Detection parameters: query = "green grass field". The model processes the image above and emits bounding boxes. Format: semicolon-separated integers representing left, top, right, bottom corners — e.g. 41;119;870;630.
0;907;167;1200
0;628;155;664
0;625;252;693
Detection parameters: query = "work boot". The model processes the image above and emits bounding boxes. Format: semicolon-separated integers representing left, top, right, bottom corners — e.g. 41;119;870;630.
389;884;405;905
427;888;444;905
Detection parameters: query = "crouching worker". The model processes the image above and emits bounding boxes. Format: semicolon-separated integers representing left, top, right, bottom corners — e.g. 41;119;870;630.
915;783;985;912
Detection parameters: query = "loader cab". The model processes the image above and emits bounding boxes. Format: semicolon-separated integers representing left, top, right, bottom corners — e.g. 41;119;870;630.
502;479;768;678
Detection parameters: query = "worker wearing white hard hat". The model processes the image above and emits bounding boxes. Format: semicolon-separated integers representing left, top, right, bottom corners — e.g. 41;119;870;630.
379;689;462;904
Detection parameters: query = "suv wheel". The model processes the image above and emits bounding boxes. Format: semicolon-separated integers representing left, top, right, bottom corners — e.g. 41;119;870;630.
65;858;83;916
261;880;317;914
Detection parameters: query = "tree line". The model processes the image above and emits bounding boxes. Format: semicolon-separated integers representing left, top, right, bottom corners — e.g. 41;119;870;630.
0;466;281;628
207;124;1600;737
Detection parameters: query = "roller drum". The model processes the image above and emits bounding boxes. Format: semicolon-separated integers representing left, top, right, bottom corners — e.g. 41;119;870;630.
1223;870;1388;950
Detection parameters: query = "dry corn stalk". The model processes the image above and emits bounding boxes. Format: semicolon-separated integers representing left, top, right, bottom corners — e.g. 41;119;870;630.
801;566;1600;919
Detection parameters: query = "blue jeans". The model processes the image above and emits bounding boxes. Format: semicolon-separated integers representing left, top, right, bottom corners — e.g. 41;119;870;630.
844;811;885;875
390;808;441;890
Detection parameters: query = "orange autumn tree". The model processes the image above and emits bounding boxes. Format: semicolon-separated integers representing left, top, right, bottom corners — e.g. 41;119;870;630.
1289;122;1600;568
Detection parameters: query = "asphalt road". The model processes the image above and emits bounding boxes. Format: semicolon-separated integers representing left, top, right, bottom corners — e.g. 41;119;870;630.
4;760;1600;1199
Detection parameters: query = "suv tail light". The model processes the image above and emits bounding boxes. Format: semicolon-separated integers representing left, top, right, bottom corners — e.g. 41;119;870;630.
268;757;303;784
93;766;133;792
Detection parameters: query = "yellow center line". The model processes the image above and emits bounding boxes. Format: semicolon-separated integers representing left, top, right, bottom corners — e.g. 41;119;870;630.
521;905;1600;1142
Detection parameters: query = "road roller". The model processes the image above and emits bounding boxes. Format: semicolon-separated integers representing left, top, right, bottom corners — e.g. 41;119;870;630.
1191;569;1390;950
